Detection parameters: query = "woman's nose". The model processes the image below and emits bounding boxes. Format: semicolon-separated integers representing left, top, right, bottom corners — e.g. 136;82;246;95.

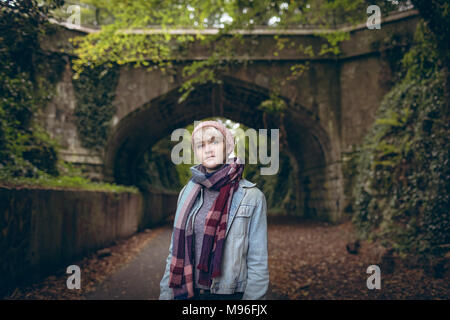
205;142;213;153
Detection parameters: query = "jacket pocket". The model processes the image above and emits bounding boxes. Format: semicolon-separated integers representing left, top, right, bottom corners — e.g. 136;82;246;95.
232;205;254;236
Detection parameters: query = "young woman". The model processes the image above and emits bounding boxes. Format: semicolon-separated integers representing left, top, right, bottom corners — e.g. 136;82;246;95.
159;120;269;300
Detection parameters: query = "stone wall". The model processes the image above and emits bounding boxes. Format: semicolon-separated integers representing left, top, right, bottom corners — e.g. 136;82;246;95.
140;189;178;227
0;186;176;296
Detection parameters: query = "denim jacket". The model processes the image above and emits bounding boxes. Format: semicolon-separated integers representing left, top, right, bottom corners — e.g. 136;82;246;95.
159;178;269;300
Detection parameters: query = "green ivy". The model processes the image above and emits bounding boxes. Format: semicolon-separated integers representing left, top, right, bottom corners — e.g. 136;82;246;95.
0;1;135;193
135;136;183;193
0;2;66;179
351;21;449;261
71;61;119;151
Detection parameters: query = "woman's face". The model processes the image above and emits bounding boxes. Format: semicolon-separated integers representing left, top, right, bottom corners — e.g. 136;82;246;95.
193;127;226;173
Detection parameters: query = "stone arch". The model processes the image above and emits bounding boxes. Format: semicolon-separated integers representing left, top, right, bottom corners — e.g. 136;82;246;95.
103;76;340;221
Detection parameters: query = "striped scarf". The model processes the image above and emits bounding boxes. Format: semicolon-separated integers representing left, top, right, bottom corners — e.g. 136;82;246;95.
169;156;245;299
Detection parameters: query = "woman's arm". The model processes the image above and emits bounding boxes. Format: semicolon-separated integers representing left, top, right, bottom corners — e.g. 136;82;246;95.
242;190;269;300
159;237;174;299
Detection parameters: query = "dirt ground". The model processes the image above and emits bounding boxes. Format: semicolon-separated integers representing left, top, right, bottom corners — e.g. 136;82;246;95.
267;220;449;300
3;221;448;300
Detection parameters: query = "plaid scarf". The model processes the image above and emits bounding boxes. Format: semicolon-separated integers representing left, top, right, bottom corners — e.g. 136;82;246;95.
169;156;245;299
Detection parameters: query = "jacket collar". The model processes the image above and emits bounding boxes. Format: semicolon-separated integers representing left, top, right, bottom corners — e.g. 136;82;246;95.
186;177;256;189
239;178;256;188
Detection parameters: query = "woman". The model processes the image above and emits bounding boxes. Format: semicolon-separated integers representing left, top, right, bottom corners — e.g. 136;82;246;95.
159;120;269;300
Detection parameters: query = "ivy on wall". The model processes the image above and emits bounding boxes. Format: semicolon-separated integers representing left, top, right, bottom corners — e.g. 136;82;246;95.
135;136;183;193
244;149;298;216
0;2;66;179
351;21;449;261
71;61;119;152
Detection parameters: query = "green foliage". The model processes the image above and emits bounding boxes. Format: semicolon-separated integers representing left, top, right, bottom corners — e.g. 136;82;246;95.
178;55;224;103
173;122;197;187
0;166;139;193
258;93;287;115
0;0;66;178
351;21;449;259
71;60;119;151
0;1;136;193
410;0;450;66
318;30;350;56
68;0;404;101
244;147;297;216
135;135;183;192
401;21;441;81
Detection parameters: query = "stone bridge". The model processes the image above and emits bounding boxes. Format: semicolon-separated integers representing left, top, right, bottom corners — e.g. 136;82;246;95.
38;10;419;223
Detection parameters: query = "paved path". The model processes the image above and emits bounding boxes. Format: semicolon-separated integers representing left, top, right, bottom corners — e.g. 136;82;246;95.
7;221;446;300
84;226;172;300
84;224;279;300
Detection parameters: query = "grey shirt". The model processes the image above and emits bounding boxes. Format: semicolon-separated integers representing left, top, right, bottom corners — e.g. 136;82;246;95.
193;186;220;289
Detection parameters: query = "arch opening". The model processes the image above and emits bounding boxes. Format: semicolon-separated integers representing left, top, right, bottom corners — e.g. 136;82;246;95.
104;77;338;225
